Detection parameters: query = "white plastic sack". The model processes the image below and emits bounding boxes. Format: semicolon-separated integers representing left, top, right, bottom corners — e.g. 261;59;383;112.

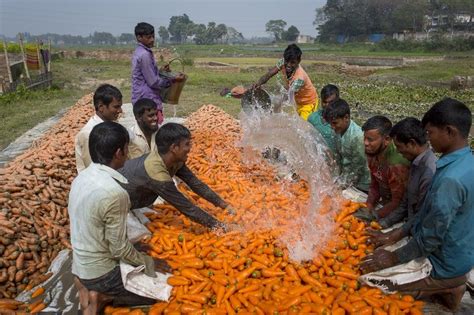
359;237;432;294
120;262;172;301
127;212;151;244
342;187;368;203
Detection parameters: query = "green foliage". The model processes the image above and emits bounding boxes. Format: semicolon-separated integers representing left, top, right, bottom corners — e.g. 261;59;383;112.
282;26;300;42
0;42;38;53
158;26;170;43
374;36;474;52
265;20;287;41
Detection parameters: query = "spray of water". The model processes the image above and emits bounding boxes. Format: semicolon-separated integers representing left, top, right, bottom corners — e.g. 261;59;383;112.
239;89;342;262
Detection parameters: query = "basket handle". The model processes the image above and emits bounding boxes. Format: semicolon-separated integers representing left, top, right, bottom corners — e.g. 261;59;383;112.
165;57;185;72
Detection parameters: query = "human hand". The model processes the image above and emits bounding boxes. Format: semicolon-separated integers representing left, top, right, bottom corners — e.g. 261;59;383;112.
224;205;237;216
359;249;399;274
160;64;171;72
223;222;240;233
153;258;172;274
133;242;151;253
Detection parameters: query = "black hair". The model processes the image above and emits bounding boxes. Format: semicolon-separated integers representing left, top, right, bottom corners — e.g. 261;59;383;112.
283;44;302;62
135;22;154;37
155;123;191;155
390;117;427;145
323;99;350;121
422;97;472;139
93;84;122;111
133;98;157;118
89;121;129;165
362;115;392;136
320;84;340;102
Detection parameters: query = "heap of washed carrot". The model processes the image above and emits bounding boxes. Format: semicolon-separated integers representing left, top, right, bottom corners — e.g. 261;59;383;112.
106;105;424;315
0;94;95;313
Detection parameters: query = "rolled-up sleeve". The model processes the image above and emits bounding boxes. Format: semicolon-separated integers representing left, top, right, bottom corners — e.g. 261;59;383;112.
103;195;156;277
140;54;172;90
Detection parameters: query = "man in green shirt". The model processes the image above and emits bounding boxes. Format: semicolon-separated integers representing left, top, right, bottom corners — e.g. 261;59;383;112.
307;84;341;162
323;99;371;192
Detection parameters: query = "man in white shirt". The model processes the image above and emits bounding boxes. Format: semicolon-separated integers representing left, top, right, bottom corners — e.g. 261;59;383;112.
69;121;170;313
75;84;124;172
128;98;159;159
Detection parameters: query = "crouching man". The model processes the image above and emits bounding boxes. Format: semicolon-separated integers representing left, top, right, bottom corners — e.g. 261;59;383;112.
361;98;474;311
119;122;235;230
69;122;171;313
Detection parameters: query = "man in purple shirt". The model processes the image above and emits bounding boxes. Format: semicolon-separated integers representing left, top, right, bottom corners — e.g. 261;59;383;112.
131;22;184;124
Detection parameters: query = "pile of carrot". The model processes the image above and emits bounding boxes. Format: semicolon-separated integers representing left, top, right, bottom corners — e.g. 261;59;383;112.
106;105;425;315
0;94;94;303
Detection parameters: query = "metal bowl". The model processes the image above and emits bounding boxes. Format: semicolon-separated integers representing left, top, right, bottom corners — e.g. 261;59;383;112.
241;88;272;114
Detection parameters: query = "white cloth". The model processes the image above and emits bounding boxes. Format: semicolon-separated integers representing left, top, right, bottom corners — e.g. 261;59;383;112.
74;114;103;172
359;237;433;294
128;121;157;159
69;163;153;279
120;262;172;301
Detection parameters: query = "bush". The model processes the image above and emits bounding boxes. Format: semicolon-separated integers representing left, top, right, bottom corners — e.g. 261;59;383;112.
374;36;474;52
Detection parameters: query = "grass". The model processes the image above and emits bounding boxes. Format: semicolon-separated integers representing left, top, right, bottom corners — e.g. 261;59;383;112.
1;48;473;150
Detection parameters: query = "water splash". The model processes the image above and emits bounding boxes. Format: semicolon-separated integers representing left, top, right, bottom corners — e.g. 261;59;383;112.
239;91;341;262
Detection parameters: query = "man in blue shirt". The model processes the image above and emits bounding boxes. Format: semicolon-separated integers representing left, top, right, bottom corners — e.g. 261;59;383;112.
361;98;474;311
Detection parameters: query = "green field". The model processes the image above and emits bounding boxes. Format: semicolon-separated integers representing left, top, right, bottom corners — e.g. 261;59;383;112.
1;45;473;150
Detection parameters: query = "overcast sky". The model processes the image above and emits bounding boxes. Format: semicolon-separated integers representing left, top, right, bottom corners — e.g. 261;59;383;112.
0;0;326;38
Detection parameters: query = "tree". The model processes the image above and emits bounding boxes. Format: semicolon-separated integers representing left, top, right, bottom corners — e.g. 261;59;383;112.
118;33;135;44
91;31;116;45
224;27;245;44
158;26;169;43
282;25;300;41
265;19;287;41
168;14;194;43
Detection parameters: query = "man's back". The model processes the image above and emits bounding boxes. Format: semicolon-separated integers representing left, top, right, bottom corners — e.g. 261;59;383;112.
413;147;474;279
69;163;130;279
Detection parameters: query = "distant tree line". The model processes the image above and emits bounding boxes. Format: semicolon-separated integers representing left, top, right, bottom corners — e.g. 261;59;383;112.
315;0;474;42
157;13;244;44
5;15;245;46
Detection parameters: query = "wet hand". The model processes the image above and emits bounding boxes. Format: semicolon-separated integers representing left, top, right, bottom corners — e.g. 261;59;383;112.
153;258;172;274
359;249;399;274
225;205;237;216
366;228;402;248
133;242;151;253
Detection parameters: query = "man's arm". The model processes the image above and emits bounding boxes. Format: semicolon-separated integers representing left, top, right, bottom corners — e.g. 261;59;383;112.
377;164;409;218
394;177;464;264
343;135;367;188
103;195;155;277
255;66;279;87
176;165;227;209
379;195;408;229
366;172;380;210
75;132;87;172
140;54;172;90
148;179;222;228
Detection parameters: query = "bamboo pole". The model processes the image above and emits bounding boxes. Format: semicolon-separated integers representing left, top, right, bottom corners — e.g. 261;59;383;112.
2;40;13;83
36;39;42;75
47;38;51;72
18;33;30;79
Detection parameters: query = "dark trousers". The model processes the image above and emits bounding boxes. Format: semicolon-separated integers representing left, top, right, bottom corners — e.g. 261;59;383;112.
79;266;156;307
386;274;467;299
